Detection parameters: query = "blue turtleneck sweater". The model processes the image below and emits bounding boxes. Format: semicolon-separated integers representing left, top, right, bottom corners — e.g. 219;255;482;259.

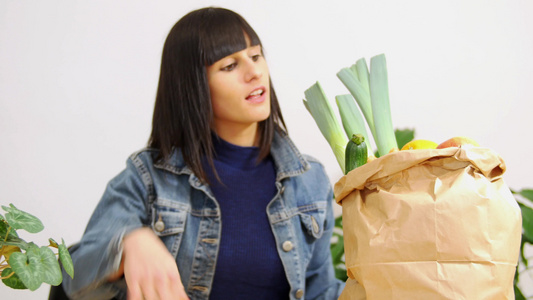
205;137;290;300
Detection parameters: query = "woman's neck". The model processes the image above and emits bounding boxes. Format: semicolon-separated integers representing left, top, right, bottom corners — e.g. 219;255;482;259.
213;122;259;147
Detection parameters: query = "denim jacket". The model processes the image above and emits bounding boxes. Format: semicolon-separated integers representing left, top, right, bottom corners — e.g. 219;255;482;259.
62;130;344;299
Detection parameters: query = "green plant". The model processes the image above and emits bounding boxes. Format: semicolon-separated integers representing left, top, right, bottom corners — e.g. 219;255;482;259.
1;203;74;291
330;214;347;282
513;189;533;300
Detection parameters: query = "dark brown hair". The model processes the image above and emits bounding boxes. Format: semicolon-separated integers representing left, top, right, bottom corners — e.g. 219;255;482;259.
148;7;286;183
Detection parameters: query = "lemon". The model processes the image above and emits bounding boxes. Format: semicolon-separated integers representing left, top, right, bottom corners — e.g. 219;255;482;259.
401;139;438;150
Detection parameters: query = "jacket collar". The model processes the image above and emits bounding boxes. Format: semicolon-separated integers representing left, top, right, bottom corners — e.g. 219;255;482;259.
270;130;310;181
154;130;310;180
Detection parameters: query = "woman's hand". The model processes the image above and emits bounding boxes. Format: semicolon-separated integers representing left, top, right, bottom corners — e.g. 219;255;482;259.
109;227;189;300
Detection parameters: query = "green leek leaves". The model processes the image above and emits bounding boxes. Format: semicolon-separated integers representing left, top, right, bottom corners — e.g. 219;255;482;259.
304;53;398;172
304;82;348;174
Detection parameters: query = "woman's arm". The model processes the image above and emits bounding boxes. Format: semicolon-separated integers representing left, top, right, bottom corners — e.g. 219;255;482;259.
61;156;188;299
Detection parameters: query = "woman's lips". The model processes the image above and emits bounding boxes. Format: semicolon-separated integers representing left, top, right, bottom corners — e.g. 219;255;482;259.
246;87;266;103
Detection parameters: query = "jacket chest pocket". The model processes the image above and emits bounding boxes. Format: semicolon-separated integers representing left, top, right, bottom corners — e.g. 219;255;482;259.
151;198;189;256
298;201;328;241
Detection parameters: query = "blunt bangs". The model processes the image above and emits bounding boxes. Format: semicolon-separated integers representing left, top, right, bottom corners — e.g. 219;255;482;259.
198;8;262;65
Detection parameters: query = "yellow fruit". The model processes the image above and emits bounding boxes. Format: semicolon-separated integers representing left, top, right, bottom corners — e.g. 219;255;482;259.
401;139;438;150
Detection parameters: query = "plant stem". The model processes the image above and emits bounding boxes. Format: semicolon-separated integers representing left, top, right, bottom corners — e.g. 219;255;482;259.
3;224;12;241
0;246;6;264
0;270;14;280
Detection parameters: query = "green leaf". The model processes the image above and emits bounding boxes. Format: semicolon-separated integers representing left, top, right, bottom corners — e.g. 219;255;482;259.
4;243;65;290
334;215;343;229
518;203;533;243
38;246;62;286
518;189;533;203
2;204;44;234
48;238;59;248
0;218;19;240
8;245;44;291
59;239;74;279
330;215;347;281
522;231;533;245
330;232;345;263
514;283;526;300
395;128;415;150
519;235;529;268
374;128;416;158
1;267;27;290
334;266;348;282
0;235;29;250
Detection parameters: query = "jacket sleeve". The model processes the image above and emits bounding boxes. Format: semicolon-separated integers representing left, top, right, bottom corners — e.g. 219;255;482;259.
61;155;152;299
305;185;345;300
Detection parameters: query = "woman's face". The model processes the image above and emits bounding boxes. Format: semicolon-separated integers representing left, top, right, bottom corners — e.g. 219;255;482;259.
206;37;270;144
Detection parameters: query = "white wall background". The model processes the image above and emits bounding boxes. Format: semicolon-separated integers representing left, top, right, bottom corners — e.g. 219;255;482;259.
1;0;532;298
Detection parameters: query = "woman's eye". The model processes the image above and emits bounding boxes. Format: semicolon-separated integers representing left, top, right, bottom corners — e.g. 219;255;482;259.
251;54;261;62
221;63;237;71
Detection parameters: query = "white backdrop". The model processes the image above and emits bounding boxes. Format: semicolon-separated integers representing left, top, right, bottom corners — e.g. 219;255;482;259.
1;0;532;298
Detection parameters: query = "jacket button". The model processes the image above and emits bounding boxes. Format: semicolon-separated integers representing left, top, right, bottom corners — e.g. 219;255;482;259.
154;214;165;232
295;289;304;298
311;216;320;234
282;241;293;252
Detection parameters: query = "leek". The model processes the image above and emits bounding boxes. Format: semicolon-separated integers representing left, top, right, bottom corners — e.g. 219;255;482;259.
335;94;373;155
303;82;348;174
303;53;399;172
355;58;370;95
369;54;398;155
336;68;377;142
349;64;359;81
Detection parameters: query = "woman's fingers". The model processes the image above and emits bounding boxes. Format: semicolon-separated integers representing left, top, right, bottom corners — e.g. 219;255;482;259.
147;266;185;300
133;275;188;300
167;275;189;299
126;280;143;300
139;279;161;300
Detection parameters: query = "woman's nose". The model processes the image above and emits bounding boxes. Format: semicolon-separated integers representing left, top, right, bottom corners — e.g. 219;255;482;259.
244;59;262;82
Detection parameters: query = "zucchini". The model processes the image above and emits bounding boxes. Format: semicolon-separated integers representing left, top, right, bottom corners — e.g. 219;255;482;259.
345;134;368;174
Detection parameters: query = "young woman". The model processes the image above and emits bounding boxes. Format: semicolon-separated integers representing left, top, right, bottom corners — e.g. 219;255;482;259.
62;7;344;300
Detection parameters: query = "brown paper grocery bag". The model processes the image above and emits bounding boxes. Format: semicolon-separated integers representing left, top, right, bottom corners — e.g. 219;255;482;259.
334;147;522;300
